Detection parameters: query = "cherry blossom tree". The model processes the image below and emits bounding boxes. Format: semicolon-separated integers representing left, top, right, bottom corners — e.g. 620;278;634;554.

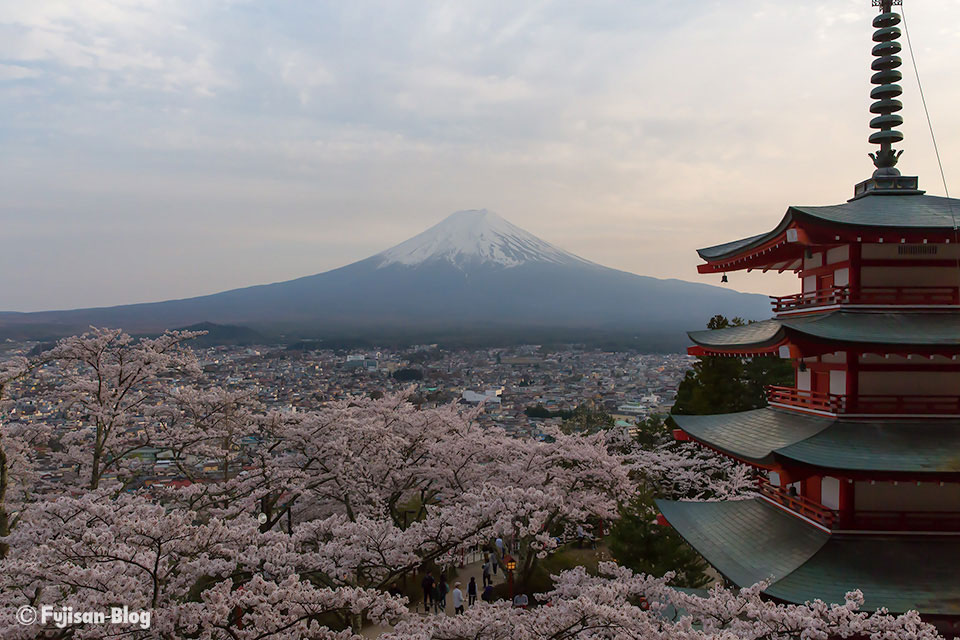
386;563;942;640
0;330;947;640
149;386;261;485
0;356;47;559
628;441;755;501
0;492;406;639
161;393;633;589
47;328;203;490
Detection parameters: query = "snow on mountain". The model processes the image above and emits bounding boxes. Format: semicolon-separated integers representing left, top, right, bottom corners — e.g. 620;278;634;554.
375;209;593;269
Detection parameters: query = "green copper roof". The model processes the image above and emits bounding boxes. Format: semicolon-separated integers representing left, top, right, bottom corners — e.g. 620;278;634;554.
688;319;784;349
781;311;960;346
673;408;960;474
656;499;829;587
791;194;960;228
672;409;832;466
777;419;960;473
766;535;960;615
658;498;960;615
697;193;960;261
697;232;770;260
688;311;960;350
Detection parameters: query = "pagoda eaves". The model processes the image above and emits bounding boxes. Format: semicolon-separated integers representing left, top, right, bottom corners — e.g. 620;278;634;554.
697;193;960;275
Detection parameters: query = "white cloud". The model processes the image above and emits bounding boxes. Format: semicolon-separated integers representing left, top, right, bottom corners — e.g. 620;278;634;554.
0;63;40;80
1;0;959;310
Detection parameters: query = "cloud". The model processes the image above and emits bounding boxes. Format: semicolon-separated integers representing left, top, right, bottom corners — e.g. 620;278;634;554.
0;63;40;80
1;0;959;310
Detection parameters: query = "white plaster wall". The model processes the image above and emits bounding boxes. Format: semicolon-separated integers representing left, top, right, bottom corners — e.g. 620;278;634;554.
860;266;958;288
822;476;840;510
834;268;850;286
861;243;959;259
859;371;960;396
829;370;846;395
804;252;824;269
826;246;850;264
855;482;960;512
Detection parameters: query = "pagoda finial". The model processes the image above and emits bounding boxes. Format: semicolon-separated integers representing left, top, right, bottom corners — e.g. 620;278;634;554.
867;0;905;177
852;0;921;198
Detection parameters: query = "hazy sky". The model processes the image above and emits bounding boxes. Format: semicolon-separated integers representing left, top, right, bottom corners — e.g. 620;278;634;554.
2;0;959;311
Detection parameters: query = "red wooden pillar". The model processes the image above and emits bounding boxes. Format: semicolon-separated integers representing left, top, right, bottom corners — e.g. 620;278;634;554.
846;349;860;414
838;478;855;528
803;475;822;504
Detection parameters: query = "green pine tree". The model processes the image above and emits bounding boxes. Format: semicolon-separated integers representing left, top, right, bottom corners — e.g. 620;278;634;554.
672;315;793;416
608;488;711;588
562;404;614;434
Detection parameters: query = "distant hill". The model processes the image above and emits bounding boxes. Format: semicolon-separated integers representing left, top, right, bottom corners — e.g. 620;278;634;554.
171;322;268;347
0;210;770;350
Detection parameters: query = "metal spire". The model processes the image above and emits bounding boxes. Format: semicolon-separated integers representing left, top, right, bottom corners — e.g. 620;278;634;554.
852;0;922;198
868;0;904;175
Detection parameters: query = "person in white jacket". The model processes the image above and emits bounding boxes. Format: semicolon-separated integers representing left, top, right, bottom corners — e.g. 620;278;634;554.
452;582;465;614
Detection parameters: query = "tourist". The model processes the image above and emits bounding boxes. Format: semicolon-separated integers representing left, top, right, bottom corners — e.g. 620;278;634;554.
467;576;477;606
482;559;492;587
495;536;504;556
437;574;449;612
452;581;464;614
481;583;494;603
421;573;435;613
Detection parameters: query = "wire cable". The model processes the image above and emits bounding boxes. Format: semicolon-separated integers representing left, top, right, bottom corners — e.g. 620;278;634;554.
900;3;960;294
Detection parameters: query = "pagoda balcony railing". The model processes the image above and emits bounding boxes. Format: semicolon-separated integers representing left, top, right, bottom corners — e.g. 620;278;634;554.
767;386;960;416
756;477;836;529
770;285;960;313
767;386;844;414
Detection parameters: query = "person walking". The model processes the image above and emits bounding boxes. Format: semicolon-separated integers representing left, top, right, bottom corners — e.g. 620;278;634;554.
482;559;492;587
432;579;442;614
421;573;435;613
437;575;449;613
491;551;499;576
495;536;504;557
467;576;477;606
452;582;464;614
481;583;494;603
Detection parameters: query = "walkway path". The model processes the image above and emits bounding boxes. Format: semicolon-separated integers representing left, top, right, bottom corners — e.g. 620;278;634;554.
361;550;512;637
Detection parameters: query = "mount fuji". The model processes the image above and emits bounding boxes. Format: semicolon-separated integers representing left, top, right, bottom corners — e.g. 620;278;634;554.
0;210;769;348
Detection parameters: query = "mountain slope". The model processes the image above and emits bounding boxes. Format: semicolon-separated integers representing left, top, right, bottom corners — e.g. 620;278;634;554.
0;210;771;344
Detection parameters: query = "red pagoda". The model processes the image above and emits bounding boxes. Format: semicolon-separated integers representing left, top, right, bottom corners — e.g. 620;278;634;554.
658;0;960;632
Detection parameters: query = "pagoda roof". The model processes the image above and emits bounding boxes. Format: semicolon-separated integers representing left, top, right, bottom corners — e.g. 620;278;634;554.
698;192;960;263
688;311;960;353
672;408;960;474
687;319;784;352
671;409;831;466
656;498;960;616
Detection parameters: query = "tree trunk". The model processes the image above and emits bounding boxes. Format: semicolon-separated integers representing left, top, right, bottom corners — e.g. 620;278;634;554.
90;423;104;490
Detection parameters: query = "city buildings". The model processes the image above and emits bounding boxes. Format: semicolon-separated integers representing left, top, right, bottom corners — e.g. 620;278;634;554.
1;338;691;491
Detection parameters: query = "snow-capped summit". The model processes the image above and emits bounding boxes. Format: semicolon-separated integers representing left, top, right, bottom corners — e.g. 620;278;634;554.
375;209;593;269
